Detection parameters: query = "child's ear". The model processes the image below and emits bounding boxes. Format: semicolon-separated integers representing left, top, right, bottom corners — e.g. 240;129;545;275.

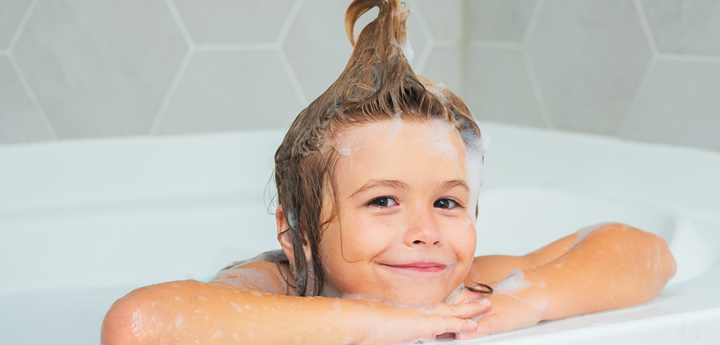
276;205;312;263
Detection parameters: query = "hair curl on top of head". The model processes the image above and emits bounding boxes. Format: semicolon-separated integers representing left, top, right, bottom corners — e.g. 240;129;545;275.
273;0;488;297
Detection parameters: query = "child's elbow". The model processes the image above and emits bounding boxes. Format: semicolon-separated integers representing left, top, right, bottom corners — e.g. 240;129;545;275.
101;286;161;345
610;222;677;285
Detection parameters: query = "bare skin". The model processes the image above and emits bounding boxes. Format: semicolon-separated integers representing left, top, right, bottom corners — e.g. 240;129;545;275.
101;121;676;344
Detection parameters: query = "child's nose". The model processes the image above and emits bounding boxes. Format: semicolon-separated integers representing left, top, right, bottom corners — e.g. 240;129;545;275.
404;206;442;246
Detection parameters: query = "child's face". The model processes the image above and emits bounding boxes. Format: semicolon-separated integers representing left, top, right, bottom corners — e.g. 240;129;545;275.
319;119;478;307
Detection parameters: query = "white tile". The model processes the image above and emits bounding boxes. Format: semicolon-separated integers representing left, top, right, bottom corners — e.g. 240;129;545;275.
526;0;652;135
621;59;720;151
282;0;354;102
283;0;428;102
421;45;463;97
173;0;296;45
0;56;51;144
415;0;462;40
467;0;537;42
641;0;720;56
156;50;303;134
465;47;545;128
12;0;187;139
0;0;31;49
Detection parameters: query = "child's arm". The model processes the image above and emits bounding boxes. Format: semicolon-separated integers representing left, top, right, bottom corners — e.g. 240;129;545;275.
459;222;676;339
101;265;488;344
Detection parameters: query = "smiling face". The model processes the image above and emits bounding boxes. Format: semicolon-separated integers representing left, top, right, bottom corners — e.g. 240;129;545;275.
318;119;479;307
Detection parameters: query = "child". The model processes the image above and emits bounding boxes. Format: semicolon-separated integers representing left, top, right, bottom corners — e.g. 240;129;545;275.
102;1;675;343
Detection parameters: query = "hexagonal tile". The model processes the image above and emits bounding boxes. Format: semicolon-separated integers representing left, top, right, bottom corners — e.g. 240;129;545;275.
620;59;720;151
12;0;187;139
0;0;31;49
0;56;51;144
526;0;652;135
641;0;720;56
421;46;463;96
415;0;462;40
155;50;303;134
467;0;537;42
283;0;428;102
172;0;296;45
465;46;545;127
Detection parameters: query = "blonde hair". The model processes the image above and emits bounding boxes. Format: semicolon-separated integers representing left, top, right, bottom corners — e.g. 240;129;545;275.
273;0;484;296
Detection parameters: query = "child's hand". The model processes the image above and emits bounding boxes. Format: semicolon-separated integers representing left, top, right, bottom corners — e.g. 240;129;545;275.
358;298;490;345
454;292;545;340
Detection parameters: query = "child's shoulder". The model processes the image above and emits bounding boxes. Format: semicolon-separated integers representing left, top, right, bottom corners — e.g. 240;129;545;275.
210;249;293;295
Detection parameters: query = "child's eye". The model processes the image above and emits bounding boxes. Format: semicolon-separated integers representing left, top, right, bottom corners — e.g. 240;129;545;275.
434;198;459;209
368;196;398;208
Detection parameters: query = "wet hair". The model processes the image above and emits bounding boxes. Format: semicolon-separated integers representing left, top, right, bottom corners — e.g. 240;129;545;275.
274;0;484;296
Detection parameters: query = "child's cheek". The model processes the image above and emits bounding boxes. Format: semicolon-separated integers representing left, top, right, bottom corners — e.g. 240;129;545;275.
338;216;397;262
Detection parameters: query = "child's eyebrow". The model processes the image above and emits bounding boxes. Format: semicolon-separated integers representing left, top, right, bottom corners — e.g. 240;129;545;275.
437;180;470;193
349;179;409;198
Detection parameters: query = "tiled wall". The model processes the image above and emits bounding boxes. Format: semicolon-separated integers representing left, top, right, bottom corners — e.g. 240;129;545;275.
1;0;719;151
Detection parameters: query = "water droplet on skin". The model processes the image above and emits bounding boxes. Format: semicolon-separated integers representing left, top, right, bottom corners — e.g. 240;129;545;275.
343;336;352;344
198;295;207;301
246;304;252;309
324;326;331;333
174;296;180;300
194;308;205;313
233;333;240;342
171;283;180;288
213;330;223;339
151;300;157;306
250;290;262;297
248;332;256;340
294;336;302;343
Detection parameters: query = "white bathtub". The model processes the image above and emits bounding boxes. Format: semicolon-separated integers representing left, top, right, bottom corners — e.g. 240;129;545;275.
1;123;719;344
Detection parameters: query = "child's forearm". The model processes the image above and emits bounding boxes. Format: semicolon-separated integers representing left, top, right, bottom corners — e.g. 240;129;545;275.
102;280;484;345
515;223;676;321
102;280;376;344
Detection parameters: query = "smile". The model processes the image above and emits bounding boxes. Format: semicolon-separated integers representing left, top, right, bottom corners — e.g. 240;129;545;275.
380;262;448;273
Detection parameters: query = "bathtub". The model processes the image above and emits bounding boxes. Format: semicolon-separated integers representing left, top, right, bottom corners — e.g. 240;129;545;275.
1;122;719;344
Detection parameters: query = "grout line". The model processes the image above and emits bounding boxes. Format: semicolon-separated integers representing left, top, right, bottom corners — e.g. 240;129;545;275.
165;0;195;49
469;40;523;50
459;0;467;99
615;56;656;137
195;43;277;52
633;0;659;56
7;54;58;140
7;0;37;52
147;50;194;135
410;1;434;74
521;0;545;44
432;39;463;47
276;0;304;46
657;53;720;64
277;48;308;106
521;47;554;129
149;0;198;135
415;40;434;75
410;0;434;41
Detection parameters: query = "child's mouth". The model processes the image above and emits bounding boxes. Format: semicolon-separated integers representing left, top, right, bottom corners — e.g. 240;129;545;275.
381;261;448;273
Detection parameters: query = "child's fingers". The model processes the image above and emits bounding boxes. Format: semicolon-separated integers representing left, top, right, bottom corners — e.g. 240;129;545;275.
429;299;491;319
455;314;503;340
425;315;478;335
